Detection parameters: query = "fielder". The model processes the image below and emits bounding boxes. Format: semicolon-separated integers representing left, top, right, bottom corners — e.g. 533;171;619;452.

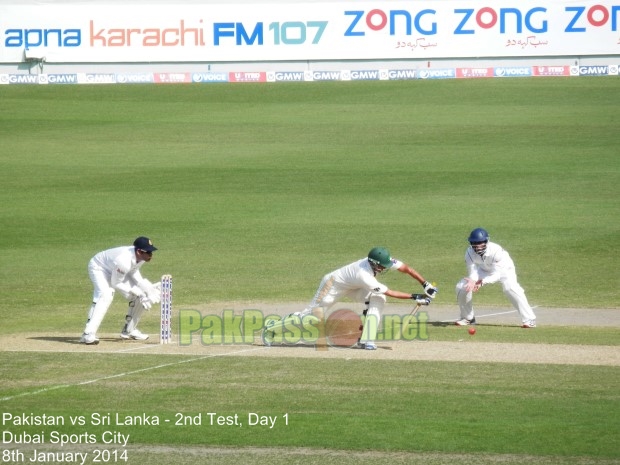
262;247;438;350
455;228;537;328
80;236;161;345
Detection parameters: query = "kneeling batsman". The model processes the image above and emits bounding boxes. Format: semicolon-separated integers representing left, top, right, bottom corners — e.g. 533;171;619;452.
262;247;438;350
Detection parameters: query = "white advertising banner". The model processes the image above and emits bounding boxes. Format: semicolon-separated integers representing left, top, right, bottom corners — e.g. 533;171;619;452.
0;1;618;63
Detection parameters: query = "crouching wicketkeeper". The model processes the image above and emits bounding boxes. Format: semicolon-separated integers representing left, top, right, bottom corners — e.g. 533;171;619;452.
80;236;161;345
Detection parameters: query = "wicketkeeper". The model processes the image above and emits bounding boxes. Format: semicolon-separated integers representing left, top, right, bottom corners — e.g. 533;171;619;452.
262;247;438;350
80;236;161;345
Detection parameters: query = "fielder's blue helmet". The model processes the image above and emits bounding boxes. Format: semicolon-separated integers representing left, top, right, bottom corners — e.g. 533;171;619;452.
468;228;489;243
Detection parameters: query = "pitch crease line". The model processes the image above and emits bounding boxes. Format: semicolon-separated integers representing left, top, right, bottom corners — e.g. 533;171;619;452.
440;305;539;323
440;309;517;323
0;346;266;402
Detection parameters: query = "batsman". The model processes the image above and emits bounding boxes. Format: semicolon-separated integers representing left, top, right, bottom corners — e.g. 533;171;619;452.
262;247;438;350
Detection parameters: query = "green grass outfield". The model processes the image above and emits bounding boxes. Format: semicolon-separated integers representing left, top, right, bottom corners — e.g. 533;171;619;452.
0;78;619;464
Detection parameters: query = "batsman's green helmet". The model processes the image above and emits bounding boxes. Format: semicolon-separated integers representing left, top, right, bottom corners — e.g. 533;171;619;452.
368;247;393;270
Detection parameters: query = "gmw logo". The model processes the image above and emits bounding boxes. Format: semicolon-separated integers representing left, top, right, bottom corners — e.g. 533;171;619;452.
579;65;609;75
270;72;305;82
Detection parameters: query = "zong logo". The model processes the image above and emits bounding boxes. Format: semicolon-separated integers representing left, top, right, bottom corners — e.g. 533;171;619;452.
345;9;437;36
565;5;620;32
454;7;547;34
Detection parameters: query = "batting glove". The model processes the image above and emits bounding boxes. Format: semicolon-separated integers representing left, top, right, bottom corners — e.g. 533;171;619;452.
411;294;431;305
423;281;438;298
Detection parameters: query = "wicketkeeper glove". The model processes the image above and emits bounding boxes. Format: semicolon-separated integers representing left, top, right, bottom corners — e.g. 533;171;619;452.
130;286;146;299
423;281;438;298
146;284;161;305
139;295;153;310
411;293;431;305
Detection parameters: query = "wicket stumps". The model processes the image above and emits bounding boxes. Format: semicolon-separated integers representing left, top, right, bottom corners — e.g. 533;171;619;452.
160;274;172;344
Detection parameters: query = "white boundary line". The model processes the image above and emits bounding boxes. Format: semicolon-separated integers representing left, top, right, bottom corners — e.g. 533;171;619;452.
0;346;265;402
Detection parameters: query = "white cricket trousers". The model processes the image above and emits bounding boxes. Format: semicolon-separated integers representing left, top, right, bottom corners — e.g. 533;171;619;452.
455;268;536;323
83;262;116;335
300;274;386;343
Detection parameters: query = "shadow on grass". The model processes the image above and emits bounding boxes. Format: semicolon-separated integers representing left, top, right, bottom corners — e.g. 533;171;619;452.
28;336;135;345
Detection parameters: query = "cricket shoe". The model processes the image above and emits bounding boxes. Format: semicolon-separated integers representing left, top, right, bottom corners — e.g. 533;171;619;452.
355;342;377;350
521;320;537;328
120;329;149;341
80;333;99;345
455;318;476;326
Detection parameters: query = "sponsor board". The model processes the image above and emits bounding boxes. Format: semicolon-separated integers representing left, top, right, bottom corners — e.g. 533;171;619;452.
116;73;155;83
153;73;192;83
1;74;40;84
44;74;79;84
349;70;381;81
494;67;532;77
417;68;455;79
267;71;306;82
1;64;614;85
577;65;611;76
192;72;228;83
228;72;267;82
308;70;341;81
77;73;116;84
457;67;494;78
532;66;571;76
386;69;417;80
1;1;618;62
